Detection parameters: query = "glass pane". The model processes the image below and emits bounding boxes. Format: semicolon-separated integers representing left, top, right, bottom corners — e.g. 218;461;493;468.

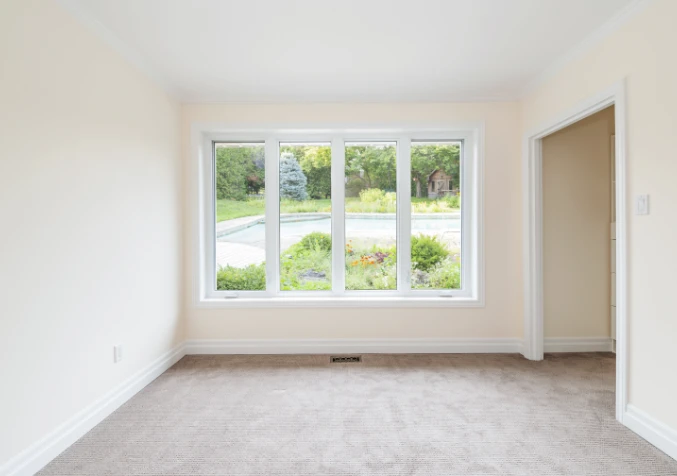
410;141;462;289
345;141;397;290
279;143;332;291
214;142;266;291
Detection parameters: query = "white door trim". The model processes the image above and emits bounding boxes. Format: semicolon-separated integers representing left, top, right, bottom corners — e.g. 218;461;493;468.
521;80;628;423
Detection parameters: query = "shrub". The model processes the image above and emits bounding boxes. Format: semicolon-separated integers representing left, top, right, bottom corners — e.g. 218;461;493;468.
359;188;386;203
411;234;449;271
443;194;460;208
216;264;266;290
280;238;331;291
215;145;265;201
345;178;366;198
428;257;461;289
280;153;308;201
298;232;332;252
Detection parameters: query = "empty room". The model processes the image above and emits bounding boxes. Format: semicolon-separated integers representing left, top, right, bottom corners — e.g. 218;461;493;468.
1;0;676;475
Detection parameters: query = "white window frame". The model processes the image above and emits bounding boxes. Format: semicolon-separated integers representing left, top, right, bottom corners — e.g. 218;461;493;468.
192;123;484;308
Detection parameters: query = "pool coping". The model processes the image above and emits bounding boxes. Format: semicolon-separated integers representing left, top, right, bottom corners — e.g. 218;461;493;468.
216;212;461;238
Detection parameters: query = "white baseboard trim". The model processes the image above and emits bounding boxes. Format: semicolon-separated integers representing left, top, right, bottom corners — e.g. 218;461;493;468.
184;338;523;355
544;337;613;353
11;336;663;476
624;404;677;461
1;343;185;476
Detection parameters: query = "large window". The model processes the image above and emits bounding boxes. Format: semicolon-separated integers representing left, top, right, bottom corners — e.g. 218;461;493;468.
199;127;481;306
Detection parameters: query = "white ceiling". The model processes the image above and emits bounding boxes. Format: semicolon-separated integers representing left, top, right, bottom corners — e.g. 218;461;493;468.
59;0;641;103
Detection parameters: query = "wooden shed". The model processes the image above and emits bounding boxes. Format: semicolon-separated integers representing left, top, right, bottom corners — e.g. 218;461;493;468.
427;169;455;198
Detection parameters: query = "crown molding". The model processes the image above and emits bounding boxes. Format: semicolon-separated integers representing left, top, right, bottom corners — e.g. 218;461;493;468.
521;0;656;98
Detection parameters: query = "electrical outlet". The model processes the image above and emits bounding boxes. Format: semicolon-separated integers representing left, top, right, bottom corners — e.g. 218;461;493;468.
113;344;123;363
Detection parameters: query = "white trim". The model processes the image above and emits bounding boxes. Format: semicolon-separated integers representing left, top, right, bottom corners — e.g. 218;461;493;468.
624;405;677;461
0;344;185;476
521;0;656;97
184;338;522;355
522;80;628;425
194;296;485;309
11;340;677;474
265;139;280;295
193;123;484;307
330;138;346;294
544;337;613;353
397;138;412;292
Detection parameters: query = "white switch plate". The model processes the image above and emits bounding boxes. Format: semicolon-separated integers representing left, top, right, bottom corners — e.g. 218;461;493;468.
635;194;649;215
113;344;123;363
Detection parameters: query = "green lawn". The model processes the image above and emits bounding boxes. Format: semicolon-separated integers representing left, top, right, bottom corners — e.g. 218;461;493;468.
216;199;265;221
216;197;459;223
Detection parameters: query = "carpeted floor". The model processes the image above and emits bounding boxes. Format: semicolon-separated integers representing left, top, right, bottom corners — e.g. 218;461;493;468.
40;353;677;475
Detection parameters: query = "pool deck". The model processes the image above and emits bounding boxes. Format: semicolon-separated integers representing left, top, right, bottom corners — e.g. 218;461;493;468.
216;242;265;269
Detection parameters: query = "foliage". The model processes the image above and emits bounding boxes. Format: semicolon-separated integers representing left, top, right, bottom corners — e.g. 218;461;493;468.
345;242;397;290
217;197;461;223
280;199;331;214
345;144;397;196
280;145;332;199
410;196;459;213
215;142;460;212
300;146;331;199
443;194;460;209
356;189;397;212
410;143;460;198
218;231;459;292
359;188;386;203
411;234;449;271
298;232;332;252
216;263;266;290
280;235;331;291
358;188;396;205
428;257;461;289
215;145;265;201
412;257;461;290
279;153;309;201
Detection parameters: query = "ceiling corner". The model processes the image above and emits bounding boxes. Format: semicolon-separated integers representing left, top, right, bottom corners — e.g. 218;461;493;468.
519;0;656;99
54;0;182;101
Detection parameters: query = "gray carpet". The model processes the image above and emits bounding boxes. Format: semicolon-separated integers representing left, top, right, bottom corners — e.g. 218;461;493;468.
40;353;677;475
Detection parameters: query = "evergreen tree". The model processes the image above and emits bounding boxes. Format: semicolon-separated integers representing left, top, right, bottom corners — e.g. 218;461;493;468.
279;153;308;201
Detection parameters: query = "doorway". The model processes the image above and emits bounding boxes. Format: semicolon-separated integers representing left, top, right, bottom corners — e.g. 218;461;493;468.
541;106;615;349
522;82;627;423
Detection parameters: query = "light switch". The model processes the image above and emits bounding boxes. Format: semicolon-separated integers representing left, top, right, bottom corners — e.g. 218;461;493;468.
635;194;649;215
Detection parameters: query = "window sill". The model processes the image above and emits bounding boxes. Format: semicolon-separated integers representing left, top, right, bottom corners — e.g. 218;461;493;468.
195;296;484;309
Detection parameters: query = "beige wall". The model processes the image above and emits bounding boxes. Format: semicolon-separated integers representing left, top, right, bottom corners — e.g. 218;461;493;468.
3;0;676;467
522;0;677;430
182;103;523;340
542;107;614;338
0;0;183;466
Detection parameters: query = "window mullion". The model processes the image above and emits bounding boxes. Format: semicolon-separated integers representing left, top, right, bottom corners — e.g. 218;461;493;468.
206;138;217;296
398;137;412;294
265;139;280;296
331;138;346;295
